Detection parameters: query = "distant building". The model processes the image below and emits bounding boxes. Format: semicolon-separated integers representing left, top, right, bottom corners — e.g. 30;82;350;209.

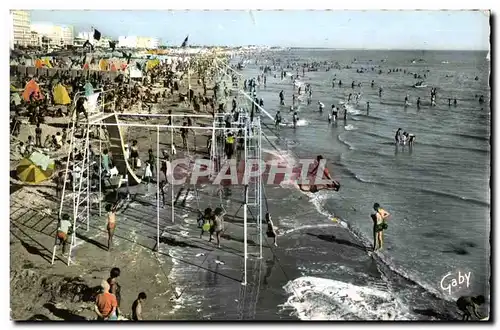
118;36;160;49
11;10;31;47
29;31;41;47
31;22;74;47
76;31;112;48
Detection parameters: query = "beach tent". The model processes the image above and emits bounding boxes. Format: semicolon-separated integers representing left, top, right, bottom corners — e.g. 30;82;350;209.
53;83;71;105
99;59;108;71
35;59;44;68
83;63;89;70
16;155;55;184
121;63;128;71
146;59;160;71
43;58;52;68
110;63;117;72
84;82;94;96
22;79;44;102
10;93;21;106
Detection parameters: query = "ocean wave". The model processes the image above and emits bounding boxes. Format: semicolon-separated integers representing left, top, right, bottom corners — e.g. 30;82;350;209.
281;276;414;320
450;132;490;141
351;114;386;121
337;134;355;150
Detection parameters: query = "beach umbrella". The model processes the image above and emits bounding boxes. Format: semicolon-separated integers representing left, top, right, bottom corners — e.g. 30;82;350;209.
16;157;55;184
53;83;71;105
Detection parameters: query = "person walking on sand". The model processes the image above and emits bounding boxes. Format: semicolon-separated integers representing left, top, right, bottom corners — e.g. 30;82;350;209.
199;207;214;240
95;280;118;321
372;202;390;251
130;140;139;170
210;207;226;248
132;292;147;321
266;212;278;247
56;214;73;255
107;267;122;318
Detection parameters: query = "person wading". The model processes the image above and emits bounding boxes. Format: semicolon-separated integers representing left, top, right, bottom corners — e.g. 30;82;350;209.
372;203;390;251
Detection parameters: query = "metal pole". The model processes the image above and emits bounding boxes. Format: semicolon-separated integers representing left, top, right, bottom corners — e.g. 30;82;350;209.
242;120;248;286
258;118;262;258
171;127;174;223
87;123;90;232
156;126;160;251
99;123;102;217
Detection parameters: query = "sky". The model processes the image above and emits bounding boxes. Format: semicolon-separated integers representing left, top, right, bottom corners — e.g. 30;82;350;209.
29;10;490;50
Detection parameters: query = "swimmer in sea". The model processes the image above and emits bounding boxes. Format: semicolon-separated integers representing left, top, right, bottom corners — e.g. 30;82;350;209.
372;203;390;251
456;295;486;320
417;97;421;109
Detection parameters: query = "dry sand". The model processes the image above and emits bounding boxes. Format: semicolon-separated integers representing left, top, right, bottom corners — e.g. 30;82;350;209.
9;69;250;320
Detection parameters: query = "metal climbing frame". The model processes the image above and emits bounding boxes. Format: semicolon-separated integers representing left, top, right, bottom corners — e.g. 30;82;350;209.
51;88;117;266
51;110;263;286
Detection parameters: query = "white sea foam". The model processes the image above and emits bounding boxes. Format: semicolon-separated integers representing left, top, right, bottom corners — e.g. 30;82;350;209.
279;119;309;127
281;276;414;320
344;124;356;131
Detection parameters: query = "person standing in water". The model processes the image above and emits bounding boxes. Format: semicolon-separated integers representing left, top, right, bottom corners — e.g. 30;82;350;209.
395;128;402;144
292;111;299;129
331;105;338;122
366;101;370;114
279;90;285;105
372;203;390;251
417;97;421;109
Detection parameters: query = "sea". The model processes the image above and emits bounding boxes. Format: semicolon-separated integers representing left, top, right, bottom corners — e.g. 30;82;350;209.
235;49;491;320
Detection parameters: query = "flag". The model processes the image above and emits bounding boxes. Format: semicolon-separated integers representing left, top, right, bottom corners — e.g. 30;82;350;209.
93;28;101;41
181;35;189;48
109;41;116;52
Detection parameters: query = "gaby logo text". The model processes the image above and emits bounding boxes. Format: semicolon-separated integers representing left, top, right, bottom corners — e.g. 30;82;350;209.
440;271;471;295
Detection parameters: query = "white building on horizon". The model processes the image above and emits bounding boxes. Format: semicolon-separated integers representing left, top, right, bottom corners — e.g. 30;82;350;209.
11;10;31;47
118;36;160;49
31;22;74;47
76;31;112;48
